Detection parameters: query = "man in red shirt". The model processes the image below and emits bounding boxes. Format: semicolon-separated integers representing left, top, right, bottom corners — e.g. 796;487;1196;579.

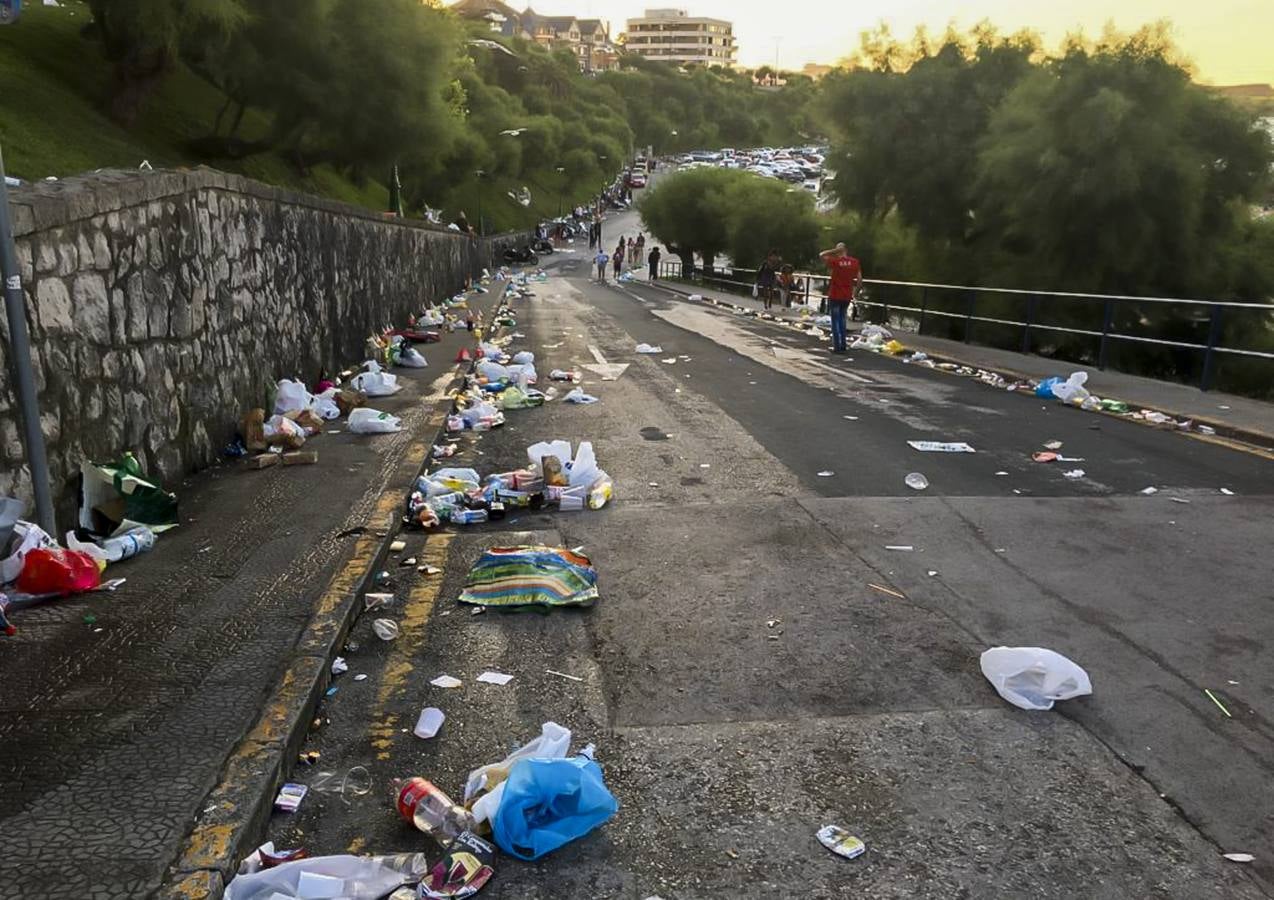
820;243;863;353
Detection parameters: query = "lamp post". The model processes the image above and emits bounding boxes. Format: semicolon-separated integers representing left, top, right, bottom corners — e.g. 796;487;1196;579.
556;166;566;217
474;169;486;236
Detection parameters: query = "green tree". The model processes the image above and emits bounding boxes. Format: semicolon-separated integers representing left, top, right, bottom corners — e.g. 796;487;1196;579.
638;168;739;271
86;0;246;123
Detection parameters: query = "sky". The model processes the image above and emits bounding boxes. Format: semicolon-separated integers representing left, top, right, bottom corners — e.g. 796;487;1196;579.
496;0;1274;85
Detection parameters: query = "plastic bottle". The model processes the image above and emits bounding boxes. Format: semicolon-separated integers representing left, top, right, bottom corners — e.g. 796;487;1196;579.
391;777;477;844
587;478;613;510
67;526;156;563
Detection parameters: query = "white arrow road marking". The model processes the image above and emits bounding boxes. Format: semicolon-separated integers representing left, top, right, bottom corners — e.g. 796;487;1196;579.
583;345;630;381
771;346;875;383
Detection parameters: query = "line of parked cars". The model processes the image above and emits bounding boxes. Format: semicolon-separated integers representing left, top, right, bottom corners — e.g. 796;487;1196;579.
672;147;827;187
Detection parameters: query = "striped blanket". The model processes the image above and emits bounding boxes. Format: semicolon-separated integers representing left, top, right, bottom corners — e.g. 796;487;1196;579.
458;546;599;609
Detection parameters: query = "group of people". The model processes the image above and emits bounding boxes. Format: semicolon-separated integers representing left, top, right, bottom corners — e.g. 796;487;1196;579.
753;244;864;353
753;250;805;311
594;233;663;283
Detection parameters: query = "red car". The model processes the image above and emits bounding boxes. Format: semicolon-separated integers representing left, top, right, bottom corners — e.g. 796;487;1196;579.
630;173;648;188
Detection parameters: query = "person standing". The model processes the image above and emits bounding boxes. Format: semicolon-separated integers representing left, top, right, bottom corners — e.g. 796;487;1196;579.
613;239;625;279
636;233;646;265
647;245;662;282
819;242;863;353
755;249;780;311
595;247;610;282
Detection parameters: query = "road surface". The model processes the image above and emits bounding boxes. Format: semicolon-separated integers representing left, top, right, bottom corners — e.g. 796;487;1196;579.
261;204;1273;898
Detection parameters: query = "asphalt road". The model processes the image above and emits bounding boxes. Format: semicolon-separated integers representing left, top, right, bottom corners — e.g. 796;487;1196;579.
261;235;1273;899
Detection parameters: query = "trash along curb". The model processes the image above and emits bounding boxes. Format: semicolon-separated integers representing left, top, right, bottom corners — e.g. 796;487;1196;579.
655;282;1274;457
156;367;474;900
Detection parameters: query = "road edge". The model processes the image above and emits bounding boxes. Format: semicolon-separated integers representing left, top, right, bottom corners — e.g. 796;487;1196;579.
154;368;473;900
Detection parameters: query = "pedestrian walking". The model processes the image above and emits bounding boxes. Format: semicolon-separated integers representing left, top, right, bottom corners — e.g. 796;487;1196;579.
819;242;863;353
647;246;662;281
627;237;636;266
595;248;609;282
755;249;780;310
778;264;800;308
613;240;625;279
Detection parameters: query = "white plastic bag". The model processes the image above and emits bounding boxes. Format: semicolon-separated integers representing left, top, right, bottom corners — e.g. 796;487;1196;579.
1051;371;1091;405
527;440;572;470
980;646;1092;710
477;360;511;382
312;390;341;421
464;721;572;825
224;852;429;900
634;343;663;354
1;521;57;584
512;351;535;366
459;401;499;427
273;379;314;415
347;408;402;434
563;388;598;405
398;347;427;368
568;441;600;488
264;415;307;444
350;361;401;397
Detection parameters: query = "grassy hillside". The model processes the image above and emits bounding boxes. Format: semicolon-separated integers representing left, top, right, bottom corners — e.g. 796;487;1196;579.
0;1;387;209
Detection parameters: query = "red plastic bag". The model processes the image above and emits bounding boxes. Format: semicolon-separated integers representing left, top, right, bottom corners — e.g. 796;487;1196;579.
16;548;101;595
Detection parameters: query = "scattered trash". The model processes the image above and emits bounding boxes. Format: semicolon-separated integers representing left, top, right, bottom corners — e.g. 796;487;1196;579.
843;415;859;421
477;671;514;686
458;547;598;610
331;657;348;675
700;463;710;469
274;783;308;813
1050;372;1091;405
1062;469;1085;479
979;647;1092;711
1032;451;1059;463
349;409;403;434
1170;497;1191;505
563;388;599;405
994;471;1009;476
908;441;975;453
390;539;406;552
1140;486;1158;495
1223;853;1255;864
420;830;496;898
1220;488;1235;496
413;707;446;739
546;669;583;682
817;470;835;477
491;750;618;860
224;851;429;900
1204;688;1232;718
1043;440;1063;450
372;619;400;641
867;583;905;599
904;472;928;491
885;545;914;551
927;570;938;577
431;675;463;689
634;344;663;354
816;825;866;860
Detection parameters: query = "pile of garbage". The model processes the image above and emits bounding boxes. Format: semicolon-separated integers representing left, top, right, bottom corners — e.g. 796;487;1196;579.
0;452;177;633
406;441;612;529
228;722;617;899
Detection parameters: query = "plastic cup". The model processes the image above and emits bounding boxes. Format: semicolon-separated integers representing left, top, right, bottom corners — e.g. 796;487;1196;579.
905;472;929;491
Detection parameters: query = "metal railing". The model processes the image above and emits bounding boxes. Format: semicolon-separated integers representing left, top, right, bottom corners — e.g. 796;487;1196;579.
654;259;1274;395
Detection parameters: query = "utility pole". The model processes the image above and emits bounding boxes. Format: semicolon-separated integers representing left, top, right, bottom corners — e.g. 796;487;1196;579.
0;145;55;533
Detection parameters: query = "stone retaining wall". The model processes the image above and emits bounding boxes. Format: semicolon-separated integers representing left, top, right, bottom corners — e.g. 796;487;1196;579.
0;167;518;523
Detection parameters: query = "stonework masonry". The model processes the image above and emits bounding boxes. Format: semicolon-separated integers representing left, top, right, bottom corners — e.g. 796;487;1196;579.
0;167;521;524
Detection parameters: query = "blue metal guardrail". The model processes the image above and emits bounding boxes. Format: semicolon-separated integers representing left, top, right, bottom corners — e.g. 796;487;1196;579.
655;260;1274;393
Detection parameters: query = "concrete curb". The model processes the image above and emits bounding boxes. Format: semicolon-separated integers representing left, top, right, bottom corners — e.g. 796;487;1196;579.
654;281;1274;455
156;367;474;899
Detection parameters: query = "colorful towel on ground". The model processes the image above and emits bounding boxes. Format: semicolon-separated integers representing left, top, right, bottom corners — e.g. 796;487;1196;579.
458;546;599;610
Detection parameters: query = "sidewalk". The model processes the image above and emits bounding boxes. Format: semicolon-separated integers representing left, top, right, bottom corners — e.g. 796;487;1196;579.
0;289;503;899
644;274;1274;450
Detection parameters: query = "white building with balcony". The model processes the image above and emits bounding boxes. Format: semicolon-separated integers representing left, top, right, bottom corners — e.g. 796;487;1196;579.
621;8;737;67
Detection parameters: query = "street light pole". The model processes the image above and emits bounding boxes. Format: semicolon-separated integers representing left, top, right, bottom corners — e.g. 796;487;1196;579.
0;145;55;533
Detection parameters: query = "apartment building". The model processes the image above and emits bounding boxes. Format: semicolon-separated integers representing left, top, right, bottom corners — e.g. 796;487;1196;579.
450;0;619;71
621;8;737;67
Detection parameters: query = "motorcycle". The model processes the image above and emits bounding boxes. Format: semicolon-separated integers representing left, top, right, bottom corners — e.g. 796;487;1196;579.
502;246;539;266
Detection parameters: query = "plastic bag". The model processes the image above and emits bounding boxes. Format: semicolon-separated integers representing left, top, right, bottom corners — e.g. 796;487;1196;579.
563;388;598;405
1051;371;1090;405
476;360;511;382
500;386;544;410
980;646;1092;711
348;408;402;434
1;520;58;584
459;402;499;427
1035;376;1064;399
491;754;619;860
465;721;571;824
351;361;401;397
223;852;429;900
17;547;101;594
399;347;428;368
512;351;535;366
751;284;759;298
312;390;341;421
634;343;663;354
568;442;600;488
273;379;313;416
527;441;572;471
429;468;481;493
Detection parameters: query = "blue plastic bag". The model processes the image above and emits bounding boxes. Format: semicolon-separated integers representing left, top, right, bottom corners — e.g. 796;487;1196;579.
1035;376;1063;398
491;755;619;860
